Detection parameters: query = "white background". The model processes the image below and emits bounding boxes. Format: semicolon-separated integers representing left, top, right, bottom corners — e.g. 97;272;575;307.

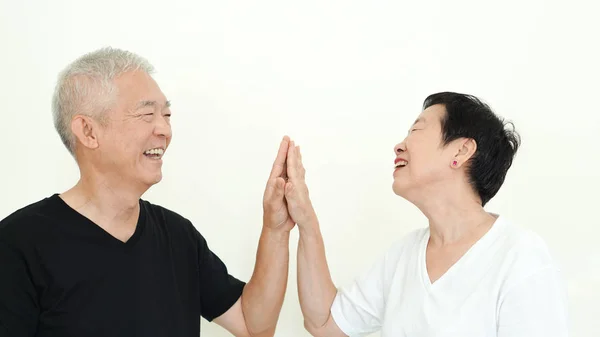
1;0;599;336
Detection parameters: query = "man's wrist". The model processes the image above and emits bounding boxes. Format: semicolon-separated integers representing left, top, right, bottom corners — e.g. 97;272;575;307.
261;223;292;243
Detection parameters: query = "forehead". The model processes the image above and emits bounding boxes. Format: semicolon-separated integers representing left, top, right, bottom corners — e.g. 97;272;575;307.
113;70;166;109
414;104;446;125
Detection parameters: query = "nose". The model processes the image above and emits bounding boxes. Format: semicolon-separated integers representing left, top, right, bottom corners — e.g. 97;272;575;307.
154;114;172;139
394;141;406;154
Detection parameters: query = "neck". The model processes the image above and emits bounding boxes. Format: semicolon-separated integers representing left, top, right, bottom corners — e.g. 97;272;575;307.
411;181;496;247
60;168;146;226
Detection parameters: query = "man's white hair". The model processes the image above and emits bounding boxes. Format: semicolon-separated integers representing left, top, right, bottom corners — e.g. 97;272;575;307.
51;47;155;155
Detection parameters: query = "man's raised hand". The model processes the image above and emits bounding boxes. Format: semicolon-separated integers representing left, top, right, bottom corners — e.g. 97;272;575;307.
263;136;296;232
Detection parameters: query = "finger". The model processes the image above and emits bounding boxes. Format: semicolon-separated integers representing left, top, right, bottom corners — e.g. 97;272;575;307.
296;145;305;178
264;177;286;206
274;177;286;198
281;160;288;181
269;136;290;180
284;181;295;199
287;140;297;179
263;178;275;201
295;145;301;169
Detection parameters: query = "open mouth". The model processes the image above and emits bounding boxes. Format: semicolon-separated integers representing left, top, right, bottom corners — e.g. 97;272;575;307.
144;148;164;159
394;159;408;169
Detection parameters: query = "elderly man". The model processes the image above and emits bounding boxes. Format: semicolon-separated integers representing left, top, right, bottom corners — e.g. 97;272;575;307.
0;47;295;337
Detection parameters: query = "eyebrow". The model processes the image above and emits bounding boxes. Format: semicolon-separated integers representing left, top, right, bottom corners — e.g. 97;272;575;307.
407;117;426;134
412;117;425;126
135;100;171;110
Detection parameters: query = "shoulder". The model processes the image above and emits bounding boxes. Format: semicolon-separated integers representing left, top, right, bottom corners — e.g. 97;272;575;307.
140;199;192;225
354;226;427;279
139;199;206;242
140;199;196;228
495;216;558;269
492;217;568;324
383;226;428;261
492;216;563;288
0;195;57;228
0;195;60;244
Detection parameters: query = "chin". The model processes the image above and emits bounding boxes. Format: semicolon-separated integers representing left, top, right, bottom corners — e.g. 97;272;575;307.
392;181;407;197
393;177;420;200
143;172;163;186
151;174;163;185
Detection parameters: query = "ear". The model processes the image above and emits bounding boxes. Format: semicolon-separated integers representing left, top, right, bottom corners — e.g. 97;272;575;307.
71;115;100;150
451;138;477;168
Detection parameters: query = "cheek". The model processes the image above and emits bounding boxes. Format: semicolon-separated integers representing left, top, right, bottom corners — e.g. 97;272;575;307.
407;150;446;179
411;157;449;185
110;127;145;156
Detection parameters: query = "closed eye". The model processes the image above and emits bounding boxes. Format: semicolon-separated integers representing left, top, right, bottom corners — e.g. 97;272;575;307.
135;112;154;121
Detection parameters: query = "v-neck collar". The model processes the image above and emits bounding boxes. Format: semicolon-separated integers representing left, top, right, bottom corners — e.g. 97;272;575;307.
419;215;504;291
50;193;146;250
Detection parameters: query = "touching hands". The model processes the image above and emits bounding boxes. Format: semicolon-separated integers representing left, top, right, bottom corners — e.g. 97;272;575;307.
263;136;296;232
262;136;317;231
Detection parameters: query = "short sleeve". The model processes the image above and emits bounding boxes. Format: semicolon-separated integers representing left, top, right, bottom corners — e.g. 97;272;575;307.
195;232;246;321
0;238;39;337
330;251;390;336
497;266;569;337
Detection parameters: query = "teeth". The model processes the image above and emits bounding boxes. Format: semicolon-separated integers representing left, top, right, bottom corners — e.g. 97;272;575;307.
144;148;164;156
395;160;408;168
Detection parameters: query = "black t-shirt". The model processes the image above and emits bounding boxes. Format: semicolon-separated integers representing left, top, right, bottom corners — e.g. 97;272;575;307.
0;194;246;337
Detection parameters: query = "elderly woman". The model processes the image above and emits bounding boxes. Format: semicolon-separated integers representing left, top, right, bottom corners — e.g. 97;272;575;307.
283;92;568;336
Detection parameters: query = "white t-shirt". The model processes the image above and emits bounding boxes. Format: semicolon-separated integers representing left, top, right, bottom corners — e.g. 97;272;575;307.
330;216;569;337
